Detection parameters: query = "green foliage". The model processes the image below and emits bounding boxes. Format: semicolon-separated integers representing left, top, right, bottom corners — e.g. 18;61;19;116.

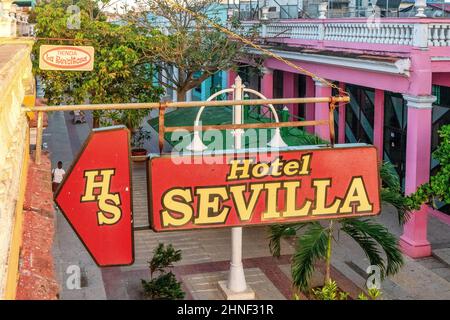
142;243;184;300
357;292;368;300
408;124;450;209
311;280;382;300
291;222;328;291
312;280;348;300
33;0;163;124
368;288;382;299
141;272;185;300
148;243;182;277
268;224;302;258
268;131;407;294
357;288;382;300
131;126;151;149
341;219;403;278
380;161;412;225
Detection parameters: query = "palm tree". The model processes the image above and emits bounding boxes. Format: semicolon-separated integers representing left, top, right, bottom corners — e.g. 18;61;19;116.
268;133;411;292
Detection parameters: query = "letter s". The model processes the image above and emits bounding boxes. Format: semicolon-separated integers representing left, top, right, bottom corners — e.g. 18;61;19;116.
97;193;122;225
161;188;193;227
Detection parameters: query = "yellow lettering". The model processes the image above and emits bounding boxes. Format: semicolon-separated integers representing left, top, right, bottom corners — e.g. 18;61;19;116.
194;187;230;224
298;154;311;175
312;179;342;215
282;181;311;217
161;188;194;227
340;177;373;214
229;184;264;221
252;163;270;178
81;169;115;202
227;159;253;181
97;193;122;225
262;182;282;219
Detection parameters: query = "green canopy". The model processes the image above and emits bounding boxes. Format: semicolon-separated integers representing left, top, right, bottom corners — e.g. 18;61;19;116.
12;0;36;8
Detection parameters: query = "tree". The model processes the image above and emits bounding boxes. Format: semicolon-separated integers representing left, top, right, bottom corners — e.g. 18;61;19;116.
128;0;252;101
268;133;409;293
33;0;164;127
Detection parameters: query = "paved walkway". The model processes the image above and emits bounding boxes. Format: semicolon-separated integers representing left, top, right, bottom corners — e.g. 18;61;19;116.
46;111;450;300
46;111;106;300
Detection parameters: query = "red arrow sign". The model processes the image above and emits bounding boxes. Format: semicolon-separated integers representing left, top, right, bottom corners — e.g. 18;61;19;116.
55;126;134;266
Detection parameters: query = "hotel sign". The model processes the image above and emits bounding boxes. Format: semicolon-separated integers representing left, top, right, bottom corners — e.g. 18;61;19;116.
147;146;381;232
55;126;133;266
39;45;95;71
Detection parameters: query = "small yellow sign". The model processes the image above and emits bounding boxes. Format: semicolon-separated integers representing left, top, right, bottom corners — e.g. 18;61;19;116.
39;45;94;71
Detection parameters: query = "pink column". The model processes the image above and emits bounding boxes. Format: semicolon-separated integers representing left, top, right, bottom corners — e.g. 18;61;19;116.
314;79;332;141
400;94;436;258
283;71;297;120
227;70;238;88
261;67;273;118
305;76;315;134
338;82;346;144
373;89;385;160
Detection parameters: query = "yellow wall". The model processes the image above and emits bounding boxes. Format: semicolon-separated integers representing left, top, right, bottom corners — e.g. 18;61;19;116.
0;39;34;299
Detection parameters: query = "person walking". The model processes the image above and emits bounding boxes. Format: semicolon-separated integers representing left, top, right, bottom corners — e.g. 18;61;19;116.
52;161;65;193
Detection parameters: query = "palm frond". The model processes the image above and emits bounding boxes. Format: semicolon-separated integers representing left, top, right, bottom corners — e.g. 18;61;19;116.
380;161;401;191
380;188;411;225
341;219;403;278
291;222;328;291
268;223;305;257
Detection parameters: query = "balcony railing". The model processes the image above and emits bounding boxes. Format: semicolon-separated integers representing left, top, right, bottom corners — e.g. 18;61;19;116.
241;18;450;49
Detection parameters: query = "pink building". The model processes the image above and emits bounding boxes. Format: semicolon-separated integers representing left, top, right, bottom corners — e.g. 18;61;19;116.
227;4;450;258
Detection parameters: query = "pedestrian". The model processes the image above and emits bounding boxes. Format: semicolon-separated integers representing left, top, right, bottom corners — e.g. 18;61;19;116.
52;161;65;193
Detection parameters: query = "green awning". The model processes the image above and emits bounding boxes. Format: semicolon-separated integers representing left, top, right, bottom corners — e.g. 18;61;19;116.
12;0;36;8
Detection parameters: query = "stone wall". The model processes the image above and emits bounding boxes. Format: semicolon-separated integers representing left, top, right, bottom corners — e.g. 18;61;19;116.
16;152;59;300
0;40;34;298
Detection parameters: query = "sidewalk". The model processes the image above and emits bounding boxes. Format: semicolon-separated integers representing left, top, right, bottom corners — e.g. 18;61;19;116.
45;111;107;300
329;205;450;300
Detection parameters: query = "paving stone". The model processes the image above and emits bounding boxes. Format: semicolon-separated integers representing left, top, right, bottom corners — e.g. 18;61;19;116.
390;256;450;299
433;248;450;266
123;227;295;272
183;268;286;300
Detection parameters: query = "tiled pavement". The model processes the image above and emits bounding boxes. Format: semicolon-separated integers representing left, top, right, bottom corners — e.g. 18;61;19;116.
48;111;450;300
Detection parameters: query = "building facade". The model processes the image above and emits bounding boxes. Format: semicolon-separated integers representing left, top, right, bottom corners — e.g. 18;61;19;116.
224;1;450;258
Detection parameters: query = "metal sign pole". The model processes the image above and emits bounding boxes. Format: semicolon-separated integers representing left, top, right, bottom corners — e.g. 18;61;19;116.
227;76;248;294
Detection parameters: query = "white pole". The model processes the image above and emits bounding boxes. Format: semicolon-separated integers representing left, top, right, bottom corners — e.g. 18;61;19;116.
227;76;248;293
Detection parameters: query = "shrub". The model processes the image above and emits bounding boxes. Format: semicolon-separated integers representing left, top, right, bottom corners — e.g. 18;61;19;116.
141;243;185;300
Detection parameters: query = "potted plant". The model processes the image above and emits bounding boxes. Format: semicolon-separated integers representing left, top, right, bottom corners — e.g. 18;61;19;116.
131;126;151;159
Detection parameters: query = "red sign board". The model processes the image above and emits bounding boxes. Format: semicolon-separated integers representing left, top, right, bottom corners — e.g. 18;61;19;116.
55;126;134;266
148;146;381;232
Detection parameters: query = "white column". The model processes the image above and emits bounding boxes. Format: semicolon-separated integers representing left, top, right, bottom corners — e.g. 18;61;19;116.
228;76;246;292
219;76;255;299
186;89;192;102
172;67;179;102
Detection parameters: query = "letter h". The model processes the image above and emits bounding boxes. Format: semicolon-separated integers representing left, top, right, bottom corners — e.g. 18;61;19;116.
81;169;115;202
